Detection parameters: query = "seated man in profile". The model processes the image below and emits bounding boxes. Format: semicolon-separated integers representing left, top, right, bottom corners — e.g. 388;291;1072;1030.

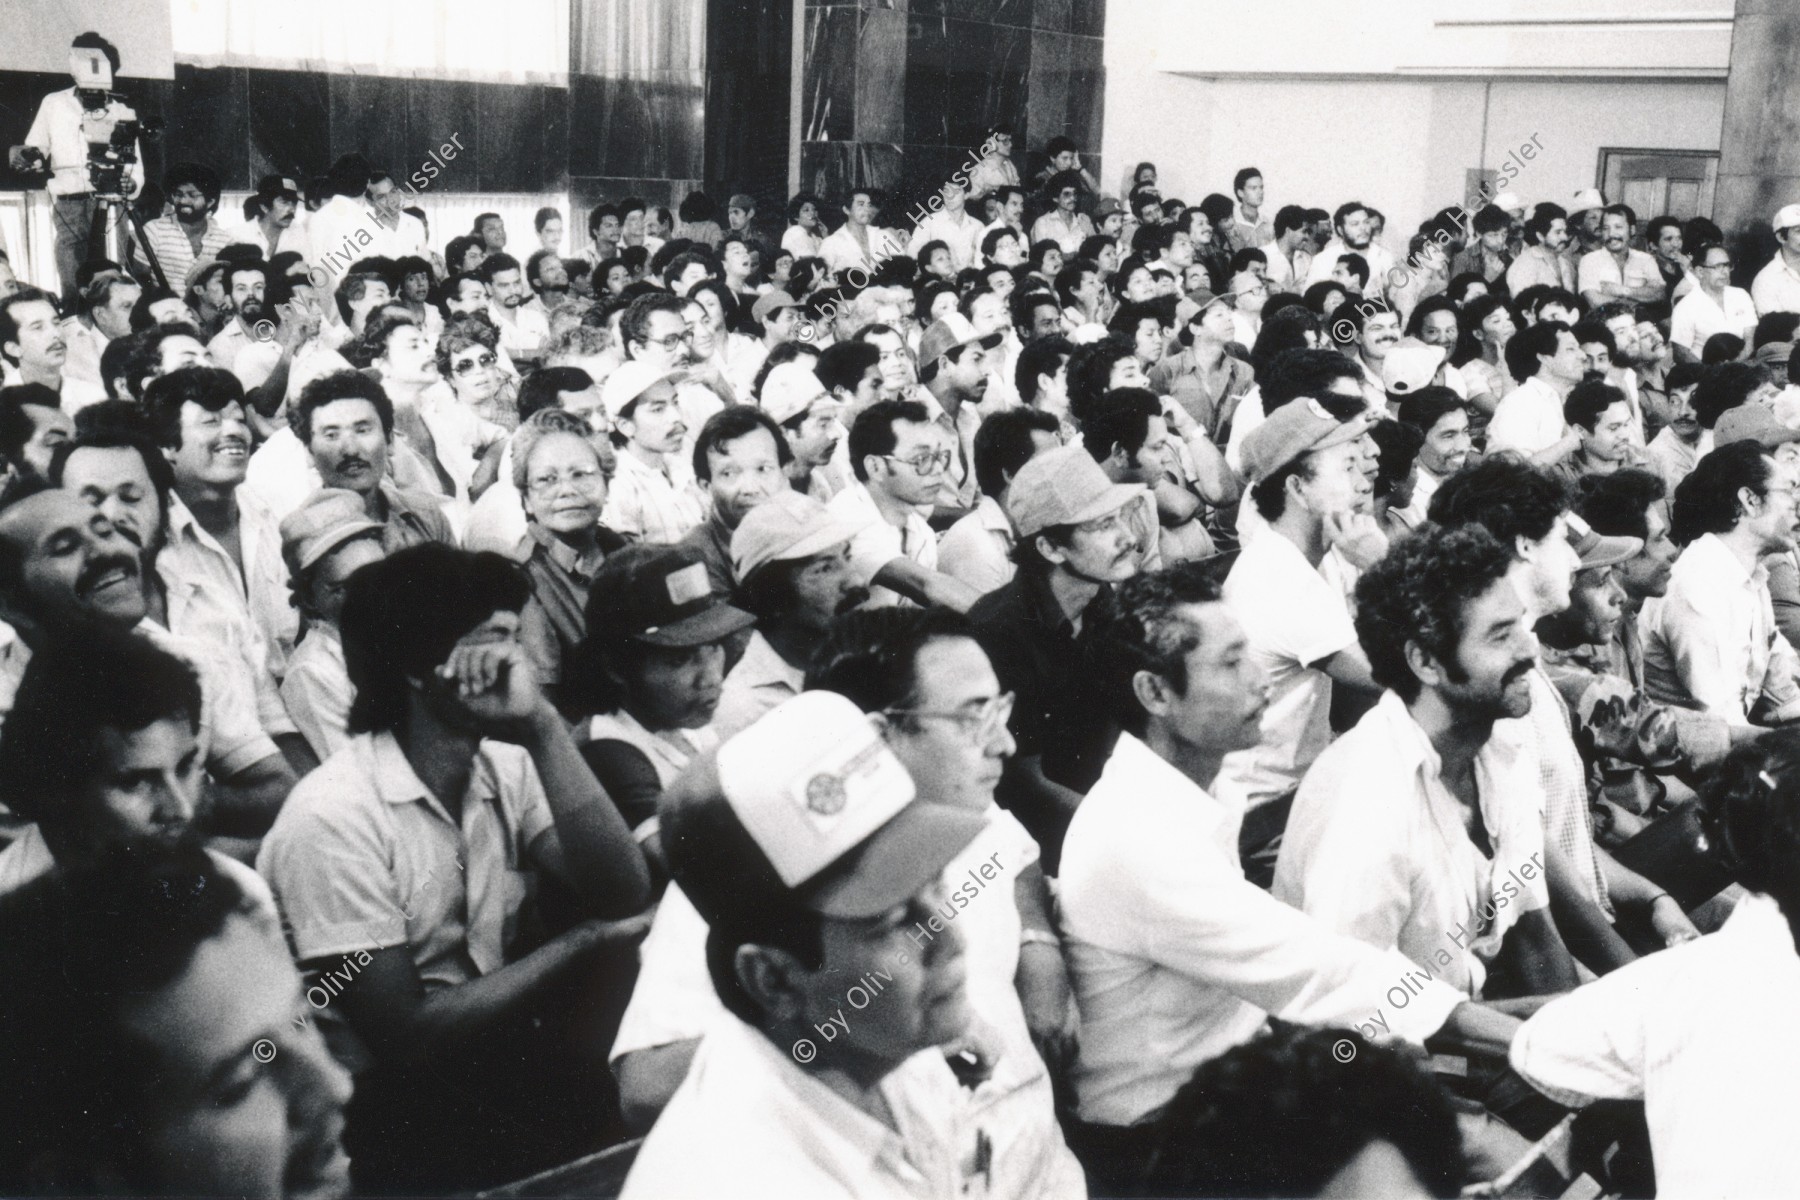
0;846;353;1199
256;544;651;1192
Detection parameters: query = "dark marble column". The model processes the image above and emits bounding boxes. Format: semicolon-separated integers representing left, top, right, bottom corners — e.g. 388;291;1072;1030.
1716;0;1800;287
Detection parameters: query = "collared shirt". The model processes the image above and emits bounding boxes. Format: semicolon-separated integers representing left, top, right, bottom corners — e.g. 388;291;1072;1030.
1488;375;1566;456
820;224;907;277
713;630;806;743
58;317;107;393
1577;247;1663;301
159;491;297;723
242;421;449;524
133;215;235;289
257;731;555;1010
487;299;549;360
1305;239;1396;299
207;320;283;391
1671;285;1758;355
1511;667;1609;915
0;827;275;919
1752;252;1800;317
1510;893;1800;1199
1274;691;1552;999
966;154;1021;201
918;389;982;511
1642;532;1800;722
937;495;1017;597
375;479;456;552
1029;210;1096;256
603;449;707;545
302;195;378;294
1257;240;1311;291
1149;347;1253;443
1063;732;1465;1127
1505;243;1576;296
281;624;352;761
227;216;307;260
1220;531;1360;809
780;224;825;260
1645;426;1711;494
1226;213;1271;255
1451;243;1511;285
829;481;935;608
909;209;987;272
23;87;144;196
516;524;623;691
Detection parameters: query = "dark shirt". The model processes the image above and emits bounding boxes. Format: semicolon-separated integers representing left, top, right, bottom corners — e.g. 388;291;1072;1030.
377;480;456;552
969;567;1117;869
514;523;627;700
677;511;736;600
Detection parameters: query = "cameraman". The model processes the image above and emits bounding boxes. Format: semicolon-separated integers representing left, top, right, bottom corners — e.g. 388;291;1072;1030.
12;33;143;306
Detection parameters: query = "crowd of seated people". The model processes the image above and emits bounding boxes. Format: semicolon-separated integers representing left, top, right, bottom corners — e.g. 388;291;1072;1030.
12;29;1800;1197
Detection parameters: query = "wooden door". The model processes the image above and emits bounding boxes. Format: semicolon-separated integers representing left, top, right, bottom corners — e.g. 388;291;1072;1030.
1598;149;1719;221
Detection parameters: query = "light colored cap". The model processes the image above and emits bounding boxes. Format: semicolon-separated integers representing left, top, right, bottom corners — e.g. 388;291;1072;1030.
279;488;384;577
1716;402;1800;449
1491;190;1526;215
1241;396;1371;484
600;361;684;420
1565;513;1642;571
918;312;1004;370
660;691;988;920
731;489;863;583
1382;343;1447;396
751;289;802;323
1003;442;1148;538
1069;321;1111;345
1774;204;1800;234
1571;188;1605;212
760;362;832;426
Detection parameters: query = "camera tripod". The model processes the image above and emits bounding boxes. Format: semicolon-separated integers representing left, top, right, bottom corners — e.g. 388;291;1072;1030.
88;191;170;293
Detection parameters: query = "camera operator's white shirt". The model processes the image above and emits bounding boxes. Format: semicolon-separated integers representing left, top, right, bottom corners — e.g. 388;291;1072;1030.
23;87;144;197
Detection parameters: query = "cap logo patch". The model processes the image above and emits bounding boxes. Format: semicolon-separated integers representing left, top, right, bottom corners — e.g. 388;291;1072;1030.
805;773;848;815
664;562;709;606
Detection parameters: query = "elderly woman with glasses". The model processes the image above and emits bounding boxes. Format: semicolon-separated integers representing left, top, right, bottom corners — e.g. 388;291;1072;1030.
508;408;625;710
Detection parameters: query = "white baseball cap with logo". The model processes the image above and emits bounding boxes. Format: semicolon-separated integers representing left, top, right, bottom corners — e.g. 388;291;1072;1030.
1774;204;1800;235
661;691;987;921
760;362;833;426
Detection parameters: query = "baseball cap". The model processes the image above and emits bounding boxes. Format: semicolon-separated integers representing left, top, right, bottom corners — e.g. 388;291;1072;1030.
1240;396;1371;484
1094;197;1124;221
255;174;300;203
1004;443;1149;538
279;488;384;577
760;362;832;426
600;361;684;421
661;691;989;922
751;290;802;324
1715;402;1800;449
1382;343;1446;396
1491;190;1526;215
586;545;756;647
184;257;226;293
1570;188;1605;212
732;489;864;584
728;193;755;212
1774;204;1800;234
1564;512;1641;570
918;313;1004;372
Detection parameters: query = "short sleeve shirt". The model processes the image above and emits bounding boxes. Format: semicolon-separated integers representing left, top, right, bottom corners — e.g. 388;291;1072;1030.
828;482;936;608
256;732;555;989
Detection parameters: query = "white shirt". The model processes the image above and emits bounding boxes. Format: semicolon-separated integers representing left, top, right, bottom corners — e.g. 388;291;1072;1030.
1487;376;1567;456
601;448;706;545
23;87;144;197
1641;532;1800;722
1274;691;1552;998
1752;253;1800;317
0;827;275;919
781;224;825;260
1645;426;1711;494
820;224;907;278
281;624;352;761
1257;240;1310;291
1670;284;1758;355
1577;247;1663;301
1305;239;1396;300
1059;733;1465;1127
1029;210;1095;257
486;299;550;359
1510;893;1800;1199
936;495;1016;598
1219;531;1360;809
712;630;806;744
828;481;934;608
908;209;987;272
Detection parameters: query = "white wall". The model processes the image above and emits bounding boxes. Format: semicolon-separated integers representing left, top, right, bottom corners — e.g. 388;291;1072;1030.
1102;0;1729;249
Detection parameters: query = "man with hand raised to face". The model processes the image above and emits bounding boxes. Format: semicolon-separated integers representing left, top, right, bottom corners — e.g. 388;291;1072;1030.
1221;394;1386;884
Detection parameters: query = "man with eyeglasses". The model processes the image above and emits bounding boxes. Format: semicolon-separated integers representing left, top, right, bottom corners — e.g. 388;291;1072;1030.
1752;203;1800;317
828;399;980;611
1672;243;1757;357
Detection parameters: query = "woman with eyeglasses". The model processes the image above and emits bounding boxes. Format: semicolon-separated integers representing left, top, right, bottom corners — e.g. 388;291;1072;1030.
510;409;625;711
439;314;520;431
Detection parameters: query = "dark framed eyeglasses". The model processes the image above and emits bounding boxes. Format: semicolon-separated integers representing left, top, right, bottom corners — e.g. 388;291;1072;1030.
452;352;497;375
